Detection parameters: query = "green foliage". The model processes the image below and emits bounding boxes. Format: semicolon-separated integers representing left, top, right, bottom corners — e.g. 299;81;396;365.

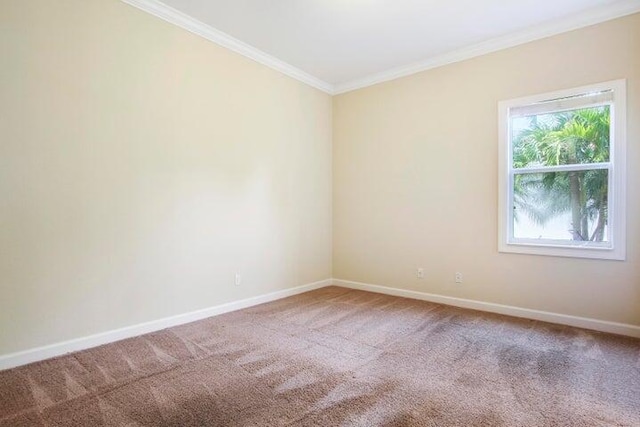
512;106;610;241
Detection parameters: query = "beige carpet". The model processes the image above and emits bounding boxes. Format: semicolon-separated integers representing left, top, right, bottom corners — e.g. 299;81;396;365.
1;286;639;426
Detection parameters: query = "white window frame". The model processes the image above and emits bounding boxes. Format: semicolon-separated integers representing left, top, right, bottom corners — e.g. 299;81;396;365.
498;80;626;260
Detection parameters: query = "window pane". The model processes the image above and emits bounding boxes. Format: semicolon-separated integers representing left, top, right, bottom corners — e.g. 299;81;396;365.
513;170;609;242
512;106;610;168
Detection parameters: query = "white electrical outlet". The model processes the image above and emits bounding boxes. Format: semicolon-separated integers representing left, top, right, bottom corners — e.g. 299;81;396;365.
455;272;463;283
416;268;424;279
235;273;242;286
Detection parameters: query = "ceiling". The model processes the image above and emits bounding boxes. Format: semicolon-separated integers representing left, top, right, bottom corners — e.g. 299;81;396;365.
127;0;640;93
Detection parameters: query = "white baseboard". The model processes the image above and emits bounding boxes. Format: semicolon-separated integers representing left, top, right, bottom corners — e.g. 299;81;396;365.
332;279;640;338
0;279;331;371
3;277;637;371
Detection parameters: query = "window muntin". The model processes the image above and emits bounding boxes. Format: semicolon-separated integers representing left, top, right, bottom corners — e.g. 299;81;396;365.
498;80;626;260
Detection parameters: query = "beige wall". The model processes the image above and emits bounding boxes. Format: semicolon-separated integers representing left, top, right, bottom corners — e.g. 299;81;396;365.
333;14;640;326
0;0;332;355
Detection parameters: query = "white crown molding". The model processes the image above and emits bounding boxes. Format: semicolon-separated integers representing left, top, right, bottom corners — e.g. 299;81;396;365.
0;279;331;371
121;0;640;96
334;0;640;94
120;0;335;94
333;279;640;338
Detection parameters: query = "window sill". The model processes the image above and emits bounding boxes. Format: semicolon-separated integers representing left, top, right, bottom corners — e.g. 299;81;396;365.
499;241;625;260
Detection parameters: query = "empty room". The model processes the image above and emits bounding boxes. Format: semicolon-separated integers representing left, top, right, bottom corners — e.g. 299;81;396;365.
1;0;639;425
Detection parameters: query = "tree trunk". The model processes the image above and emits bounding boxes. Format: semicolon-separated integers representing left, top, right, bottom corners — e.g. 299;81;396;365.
590;207;606;241
581;209;589;242
590;195;607;242
569;172;583;240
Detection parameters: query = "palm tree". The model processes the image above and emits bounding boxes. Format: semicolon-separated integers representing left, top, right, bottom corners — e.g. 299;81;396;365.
512;106;610;242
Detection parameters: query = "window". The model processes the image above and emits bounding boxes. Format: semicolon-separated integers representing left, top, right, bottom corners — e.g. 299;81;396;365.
498;80;626;260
